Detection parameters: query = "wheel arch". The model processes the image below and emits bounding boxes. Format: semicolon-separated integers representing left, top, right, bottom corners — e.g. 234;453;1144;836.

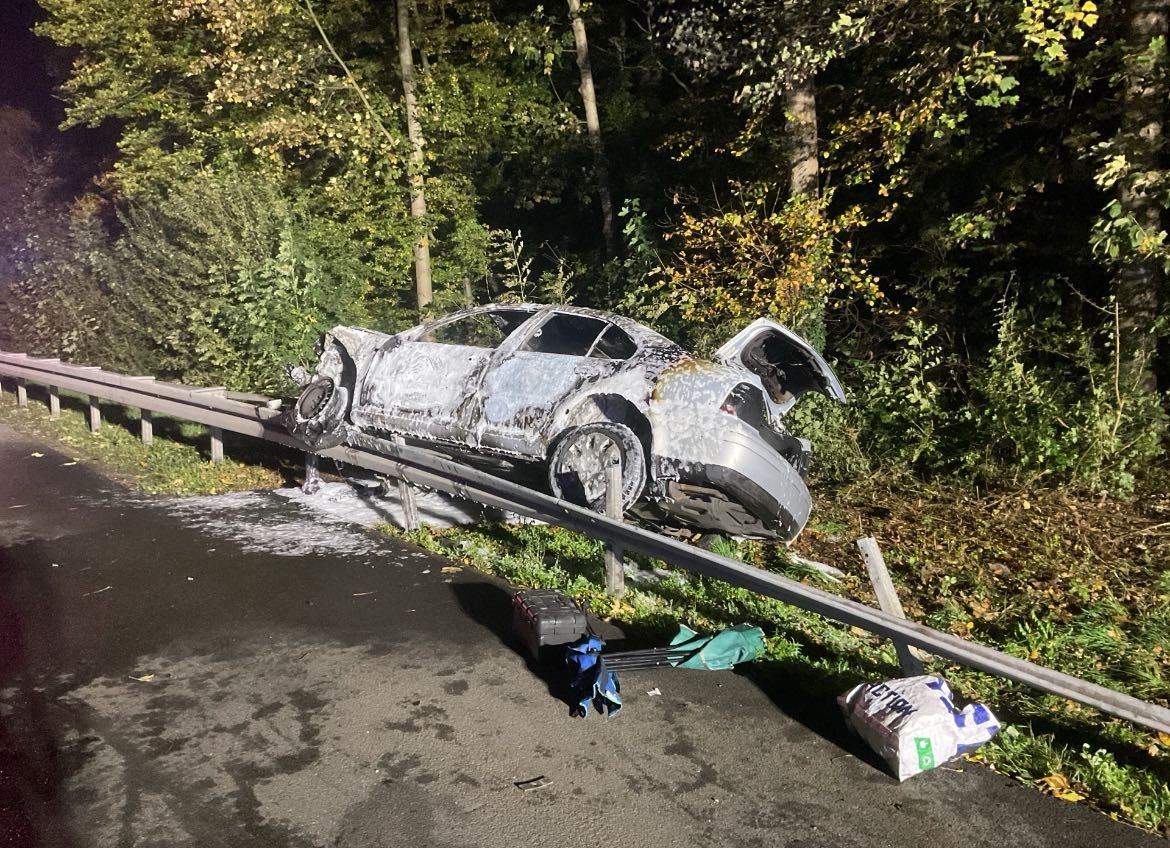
555;392;653;466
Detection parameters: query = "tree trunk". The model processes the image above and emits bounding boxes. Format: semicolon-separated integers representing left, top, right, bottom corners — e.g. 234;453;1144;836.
785;76;819;198
1115;0;1169;392
567;0;617;257
397;0;432;310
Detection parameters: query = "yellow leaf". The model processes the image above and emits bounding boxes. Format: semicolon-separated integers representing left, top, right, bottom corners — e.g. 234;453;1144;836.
1038;774;1084;802
1157;731;1170;747
1038;773;1069;792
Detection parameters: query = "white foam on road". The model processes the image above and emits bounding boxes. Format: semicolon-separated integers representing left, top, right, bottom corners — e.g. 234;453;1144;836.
274;481;485;530
155;490;386;559
146;482;486;560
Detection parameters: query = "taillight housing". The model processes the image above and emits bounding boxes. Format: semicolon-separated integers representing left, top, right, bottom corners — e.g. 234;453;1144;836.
720;384;764;421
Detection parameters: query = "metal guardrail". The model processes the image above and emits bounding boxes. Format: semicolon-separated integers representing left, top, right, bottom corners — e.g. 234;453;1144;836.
2;351;1169;734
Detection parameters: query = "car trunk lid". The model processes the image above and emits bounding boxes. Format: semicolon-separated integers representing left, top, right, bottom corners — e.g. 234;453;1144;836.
714;318;846;407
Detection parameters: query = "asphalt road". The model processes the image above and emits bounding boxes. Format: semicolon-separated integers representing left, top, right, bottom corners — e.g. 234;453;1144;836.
0;422;1163;848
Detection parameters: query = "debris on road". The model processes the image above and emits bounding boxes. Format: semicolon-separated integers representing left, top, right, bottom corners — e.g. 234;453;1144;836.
514;776;553;791
602;624;766;671
511;589;592;661
646;687;662;696
838;675;1000;781
82;585;112;597
566;635;622;718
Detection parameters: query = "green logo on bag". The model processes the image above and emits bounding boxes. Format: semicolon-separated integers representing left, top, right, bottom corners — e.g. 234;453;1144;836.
915;737;935;770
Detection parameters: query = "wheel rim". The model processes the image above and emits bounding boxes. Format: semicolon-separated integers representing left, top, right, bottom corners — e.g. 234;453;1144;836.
554;431;621;505
297;379;334;420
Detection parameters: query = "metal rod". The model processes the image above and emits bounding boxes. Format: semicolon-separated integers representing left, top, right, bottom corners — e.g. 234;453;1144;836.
394;435;420;531
604;455;624;596
209;427;224;464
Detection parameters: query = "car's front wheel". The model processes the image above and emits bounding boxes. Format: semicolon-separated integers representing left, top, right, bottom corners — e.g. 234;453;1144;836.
548;423;646;513
287;377;352;450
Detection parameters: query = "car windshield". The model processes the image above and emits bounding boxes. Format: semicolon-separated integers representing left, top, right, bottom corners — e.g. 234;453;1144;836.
420;309;533;348
521;313;608;356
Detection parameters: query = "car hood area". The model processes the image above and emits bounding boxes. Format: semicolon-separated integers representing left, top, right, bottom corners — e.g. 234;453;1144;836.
714;318;846;410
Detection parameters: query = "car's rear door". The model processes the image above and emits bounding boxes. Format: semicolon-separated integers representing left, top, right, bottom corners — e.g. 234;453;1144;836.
352;308;534;443
476;312;637;456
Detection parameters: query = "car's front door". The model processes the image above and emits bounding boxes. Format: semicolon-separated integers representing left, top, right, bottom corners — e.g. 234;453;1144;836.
477;312;638;456
352;308;534;443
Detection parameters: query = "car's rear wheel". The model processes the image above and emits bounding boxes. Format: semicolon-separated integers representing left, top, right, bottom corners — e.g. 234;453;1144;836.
548;423;646;513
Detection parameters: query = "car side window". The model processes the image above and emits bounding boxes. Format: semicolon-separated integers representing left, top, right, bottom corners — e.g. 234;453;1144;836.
589;324;638;360
522;313;607;356
420;310;530;348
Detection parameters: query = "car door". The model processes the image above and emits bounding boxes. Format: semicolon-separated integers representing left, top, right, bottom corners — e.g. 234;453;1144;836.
352;308;534;443
476;312;637;456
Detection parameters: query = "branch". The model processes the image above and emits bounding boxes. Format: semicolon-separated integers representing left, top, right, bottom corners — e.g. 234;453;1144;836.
297;0;398;152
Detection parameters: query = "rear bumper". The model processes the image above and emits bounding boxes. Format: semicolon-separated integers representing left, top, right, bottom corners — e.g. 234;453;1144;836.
650;415;812;541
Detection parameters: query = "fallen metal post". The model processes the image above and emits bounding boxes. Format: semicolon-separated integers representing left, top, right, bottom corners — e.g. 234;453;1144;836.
857;536;925;676
604;455;625;596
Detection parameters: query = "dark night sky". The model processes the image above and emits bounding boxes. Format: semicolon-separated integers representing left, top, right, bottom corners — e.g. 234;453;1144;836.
2;0;116;186
1;0;62;128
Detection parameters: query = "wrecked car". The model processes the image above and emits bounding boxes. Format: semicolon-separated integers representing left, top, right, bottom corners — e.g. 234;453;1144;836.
286;304;845;542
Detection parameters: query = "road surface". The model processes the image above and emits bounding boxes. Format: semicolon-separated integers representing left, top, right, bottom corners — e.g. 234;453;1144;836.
0;422;1161;847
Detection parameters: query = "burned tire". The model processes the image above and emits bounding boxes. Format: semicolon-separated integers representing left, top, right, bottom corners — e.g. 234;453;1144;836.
288;377;351;450
296;378;335;420
548;423;646;513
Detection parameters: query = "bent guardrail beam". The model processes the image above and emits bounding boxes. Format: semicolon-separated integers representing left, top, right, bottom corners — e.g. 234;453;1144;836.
2;351;1169;734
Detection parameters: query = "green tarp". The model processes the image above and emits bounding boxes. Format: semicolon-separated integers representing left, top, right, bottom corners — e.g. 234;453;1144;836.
668;623;766;670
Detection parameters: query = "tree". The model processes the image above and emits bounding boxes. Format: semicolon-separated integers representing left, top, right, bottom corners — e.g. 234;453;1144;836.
1110;0;1170;392
397;0;433;309
567;0;616;256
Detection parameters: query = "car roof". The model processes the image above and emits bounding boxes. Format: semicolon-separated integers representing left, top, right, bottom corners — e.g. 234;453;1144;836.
430;303;682;351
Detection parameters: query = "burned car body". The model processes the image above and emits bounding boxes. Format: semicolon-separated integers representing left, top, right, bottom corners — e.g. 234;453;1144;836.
288;304;845;541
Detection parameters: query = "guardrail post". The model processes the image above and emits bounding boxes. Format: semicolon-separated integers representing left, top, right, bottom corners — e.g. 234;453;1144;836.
16;380;27;407
140;409;153;446
857;536;925;676
88;396;101;432
48;386;60;419
303;452;320;495
604;456;625;597
209;427;224;464
393;435;420;531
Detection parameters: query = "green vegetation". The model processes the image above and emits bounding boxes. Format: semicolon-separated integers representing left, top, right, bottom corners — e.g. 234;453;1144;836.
3;0;1170;835
0;389;285;494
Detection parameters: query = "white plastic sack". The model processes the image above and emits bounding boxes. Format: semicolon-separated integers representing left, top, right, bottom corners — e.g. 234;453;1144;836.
838;675;1000;781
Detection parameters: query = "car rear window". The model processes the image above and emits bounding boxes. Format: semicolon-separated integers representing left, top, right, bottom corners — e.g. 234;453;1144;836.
522;313;608;356
590;324;638;360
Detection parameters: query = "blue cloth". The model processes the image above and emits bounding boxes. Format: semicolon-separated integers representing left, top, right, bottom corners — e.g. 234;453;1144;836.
565;636;622;718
